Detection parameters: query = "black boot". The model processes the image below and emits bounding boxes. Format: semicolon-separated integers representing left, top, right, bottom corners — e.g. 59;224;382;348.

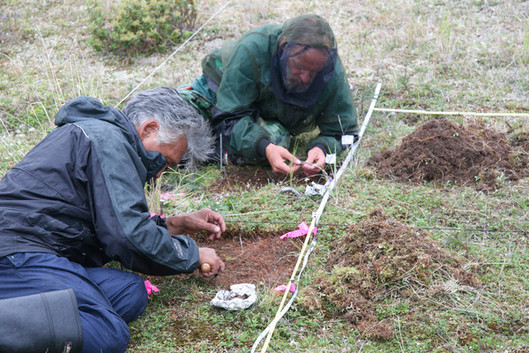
0;288;83;353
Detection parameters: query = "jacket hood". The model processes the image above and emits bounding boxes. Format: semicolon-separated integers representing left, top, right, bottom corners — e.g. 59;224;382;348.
55;96;167;180
55;96;130;132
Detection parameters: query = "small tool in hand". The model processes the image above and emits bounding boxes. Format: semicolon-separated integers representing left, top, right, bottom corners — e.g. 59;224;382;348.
200;263;211;273
200;263;221;280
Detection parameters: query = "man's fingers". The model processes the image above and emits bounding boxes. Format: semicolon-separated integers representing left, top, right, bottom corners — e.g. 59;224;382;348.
209;212;226;232
302;164;320;176
201;260;225;278
203;223;221;239
198;248;225;278
273;162;299;174
186;209;225;239
266;144;302;175
203;209;226;234
303;148;326;177
208;231;221;241
289;163;301;173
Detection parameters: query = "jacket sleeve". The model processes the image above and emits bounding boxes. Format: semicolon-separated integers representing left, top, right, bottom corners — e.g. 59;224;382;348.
308;57;358;155
85;126;199;275
210;42;271;162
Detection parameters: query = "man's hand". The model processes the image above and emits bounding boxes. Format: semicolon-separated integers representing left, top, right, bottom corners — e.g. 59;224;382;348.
198;247;225;278
302;146;326;176
166;208;226;240
265;143;301;175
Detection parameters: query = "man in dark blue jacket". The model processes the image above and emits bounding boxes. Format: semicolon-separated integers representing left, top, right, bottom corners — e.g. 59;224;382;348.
0;87;225;353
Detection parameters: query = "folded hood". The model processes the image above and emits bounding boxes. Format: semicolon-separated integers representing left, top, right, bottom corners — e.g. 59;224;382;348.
55;96;167;180
55;96;135;142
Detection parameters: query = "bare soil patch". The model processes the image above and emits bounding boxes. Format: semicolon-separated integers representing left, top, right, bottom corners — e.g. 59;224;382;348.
368;119;529;191
304;209;480;341
208;166;325;192
193;227;304;289
141;227;304;306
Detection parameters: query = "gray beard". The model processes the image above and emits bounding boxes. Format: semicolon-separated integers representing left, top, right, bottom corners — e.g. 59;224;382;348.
282;65;312;93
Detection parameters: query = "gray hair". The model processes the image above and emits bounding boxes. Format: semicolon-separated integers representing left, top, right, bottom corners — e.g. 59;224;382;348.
123;86;214;163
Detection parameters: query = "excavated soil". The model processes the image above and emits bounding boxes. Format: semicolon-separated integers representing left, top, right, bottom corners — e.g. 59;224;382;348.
192;227;305;288
141;227;306;305
368;119;529;191
303;209;480;341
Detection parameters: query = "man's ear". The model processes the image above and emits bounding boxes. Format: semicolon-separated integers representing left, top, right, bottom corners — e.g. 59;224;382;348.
138;120;159;140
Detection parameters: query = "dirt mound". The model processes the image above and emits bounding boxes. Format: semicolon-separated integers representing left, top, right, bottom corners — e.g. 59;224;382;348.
305;209;480;340
368;119;529;191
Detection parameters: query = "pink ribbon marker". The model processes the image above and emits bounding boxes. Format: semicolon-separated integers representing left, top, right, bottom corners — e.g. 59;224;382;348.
160;192;186;201
149;212;165;219
144;280;160;297
273;283;296;292
279;222;317;240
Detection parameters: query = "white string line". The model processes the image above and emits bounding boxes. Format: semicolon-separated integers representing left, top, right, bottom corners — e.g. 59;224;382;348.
250;234;318;352
114;1;232;108
252;83;383;353
374;107;529;118
224;220;528;235
314;82;382;225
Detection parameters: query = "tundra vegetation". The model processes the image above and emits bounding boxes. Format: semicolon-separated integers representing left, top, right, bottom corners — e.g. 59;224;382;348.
1;0;529;352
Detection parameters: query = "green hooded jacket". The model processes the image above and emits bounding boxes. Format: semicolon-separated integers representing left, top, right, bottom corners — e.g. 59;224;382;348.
198;23;358;163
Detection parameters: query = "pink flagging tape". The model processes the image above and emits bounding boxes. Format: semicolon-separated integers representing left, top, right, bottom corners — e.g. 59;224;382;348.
160;192;186;201
279;222;317;240
273;283;296;293
144;280;160;297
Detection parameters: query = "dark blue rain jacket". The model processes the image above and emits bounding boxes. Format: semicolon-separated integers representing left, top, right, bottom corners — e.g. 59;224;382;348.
0;96;200;275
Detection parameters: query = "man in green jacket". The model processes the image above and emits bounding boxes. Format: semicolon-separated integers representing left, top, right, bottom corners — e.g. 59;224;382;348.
180;14;358;176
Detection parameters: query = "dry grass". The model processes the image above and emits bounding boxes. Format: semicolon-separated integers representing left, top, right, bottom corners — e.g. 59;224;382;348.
2;0;528;175
2;0;529;352
2;0;528;115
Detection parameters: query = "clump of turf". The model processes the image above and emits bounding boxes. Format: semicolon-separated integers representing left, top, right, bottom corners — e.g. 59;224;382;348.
304;209;480;340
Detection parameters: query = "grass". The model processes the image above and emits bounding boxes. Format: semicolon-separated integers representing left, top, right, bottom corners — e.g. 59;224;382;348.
2;0;529;352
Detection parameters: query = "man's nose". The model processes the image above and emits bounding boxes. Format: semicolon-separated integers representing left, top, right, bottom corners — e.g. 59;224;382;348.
298;71;313;83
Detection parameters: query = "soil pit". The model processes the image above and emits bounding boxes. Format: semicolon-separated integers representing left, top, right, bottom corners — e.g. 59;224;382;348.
368;118;529;191
304;209;480;341
131;227;308;350
208;165;328;192
193;227;306;289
